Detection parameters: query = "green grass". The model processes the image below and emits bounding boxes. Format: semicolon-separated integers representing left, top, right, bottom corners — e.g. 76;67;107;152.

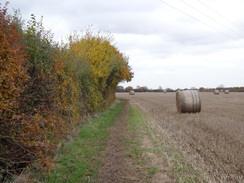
148;166;159;175
127;107;157;179
167;152;202;183
127;107;146;139
35;102;202;183
127;107;202;183
128;107;145;129
38;101;125;183
126;107;144;151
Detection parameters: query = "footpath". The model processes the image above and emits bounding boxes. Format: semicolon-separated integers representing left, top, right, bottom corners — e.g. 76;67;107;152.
27;99;173;183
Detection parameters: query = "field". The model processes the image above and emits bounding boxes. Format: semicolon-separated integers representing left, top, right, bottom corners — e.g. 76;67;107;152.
116;92;244;182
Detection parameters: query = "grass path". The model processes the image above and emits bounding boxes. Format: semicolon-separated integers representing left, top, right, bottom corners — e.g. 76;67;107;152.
38;100;125;183
33;99;173;183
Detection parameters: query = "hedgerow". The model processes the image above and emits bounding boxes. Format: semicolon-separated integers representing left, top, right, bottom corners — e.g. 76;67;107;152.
0;2;133;181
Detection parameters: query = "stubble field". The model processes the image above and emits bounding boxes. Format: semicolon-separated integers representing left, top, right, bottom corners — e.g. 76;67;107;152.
116;92;244;182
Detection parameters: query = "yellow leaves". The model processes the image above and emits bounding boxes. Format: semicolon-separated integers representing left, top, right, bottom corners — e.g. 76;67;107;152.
68;32;114;83
3;92;8;99
1;12;133;175
65;29;134;111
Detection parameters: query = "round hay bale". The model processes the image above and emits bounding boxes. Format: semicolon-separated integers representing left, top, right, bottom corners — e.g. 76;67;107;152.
176;90;201;113
224;90;229;94
129;90;135;95
214;90;220;95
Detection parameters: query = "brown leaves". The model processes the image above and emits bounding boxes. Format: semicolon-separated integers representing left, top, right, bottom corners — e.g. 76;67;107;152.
0;5;133;180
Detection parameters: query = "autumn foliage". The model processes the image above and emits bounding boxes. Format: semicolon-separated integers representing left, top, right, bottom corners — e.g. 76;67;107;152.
0;3;133;180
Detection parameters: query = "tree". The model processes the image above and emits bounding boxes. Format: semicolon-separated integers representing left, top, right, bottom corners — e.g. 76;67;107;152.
166;88;174;92
139;86;149;92
158;86;163;92
199;87;205;92
125;86;133;91
67;27;133;110
116;85;124;92
217;84;225;89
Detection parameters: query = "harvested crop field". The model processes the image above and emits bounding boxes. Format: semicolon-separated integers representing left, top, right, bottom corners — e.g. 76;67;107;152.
116;92;244;182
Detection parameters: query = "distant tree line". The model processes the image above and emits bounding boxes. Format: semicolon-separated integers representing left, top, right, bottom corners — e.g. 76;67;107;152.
199;87;244;92
116;86;173;92
116;86;244;92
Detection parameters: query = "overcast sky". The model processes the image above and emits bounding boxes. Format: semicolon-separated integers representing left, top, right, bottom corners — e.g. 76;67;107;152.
7;0;244;89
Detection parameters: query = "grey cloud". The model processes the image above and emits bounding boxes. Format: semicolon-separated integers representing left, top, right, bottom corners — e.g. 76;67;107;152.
7;0;244;89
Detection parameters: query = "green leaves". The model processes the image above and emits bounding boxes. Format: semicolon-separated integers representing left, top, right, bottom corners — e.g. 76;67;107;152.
0;4;133;181
66;28;133;111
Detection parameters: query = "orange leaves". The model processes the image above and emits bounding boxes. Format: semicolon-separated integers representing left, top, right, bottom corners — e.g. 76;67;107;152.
0;5;64;178
0;9;29;115
65;28;134;112
0;4;133;179
0;9;28;126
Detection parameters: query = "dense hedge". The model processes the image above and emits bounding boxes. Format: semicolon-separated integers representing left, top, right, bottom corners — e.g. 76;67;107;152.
0;3;133;180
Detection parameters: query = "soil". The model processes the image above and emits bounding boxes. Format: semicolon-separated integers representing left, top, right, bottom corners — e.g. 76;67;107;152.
96;99;173;183
97;99;142;183
97;92;244;182
116;92;244;182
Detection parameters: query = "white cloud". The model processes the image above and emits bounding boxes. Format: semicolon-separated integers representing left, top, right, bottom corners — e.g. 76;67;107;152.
7;0;244;89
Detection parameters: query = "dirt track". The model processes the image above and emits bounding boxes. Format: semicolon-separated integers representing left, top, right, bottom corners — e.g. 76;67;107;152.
116;92;244;182
97;99;173;183
97;100;145;183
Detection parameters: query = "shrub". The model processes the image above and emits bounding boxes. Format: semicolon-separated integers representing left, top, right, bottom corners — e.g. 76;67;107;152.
0;3;133;180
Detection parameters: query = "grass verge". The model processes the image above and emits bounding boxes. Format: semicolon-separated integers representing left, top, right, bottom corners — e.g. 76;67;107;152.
36;100;125;183
126;107;159;180
127;107;203;183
